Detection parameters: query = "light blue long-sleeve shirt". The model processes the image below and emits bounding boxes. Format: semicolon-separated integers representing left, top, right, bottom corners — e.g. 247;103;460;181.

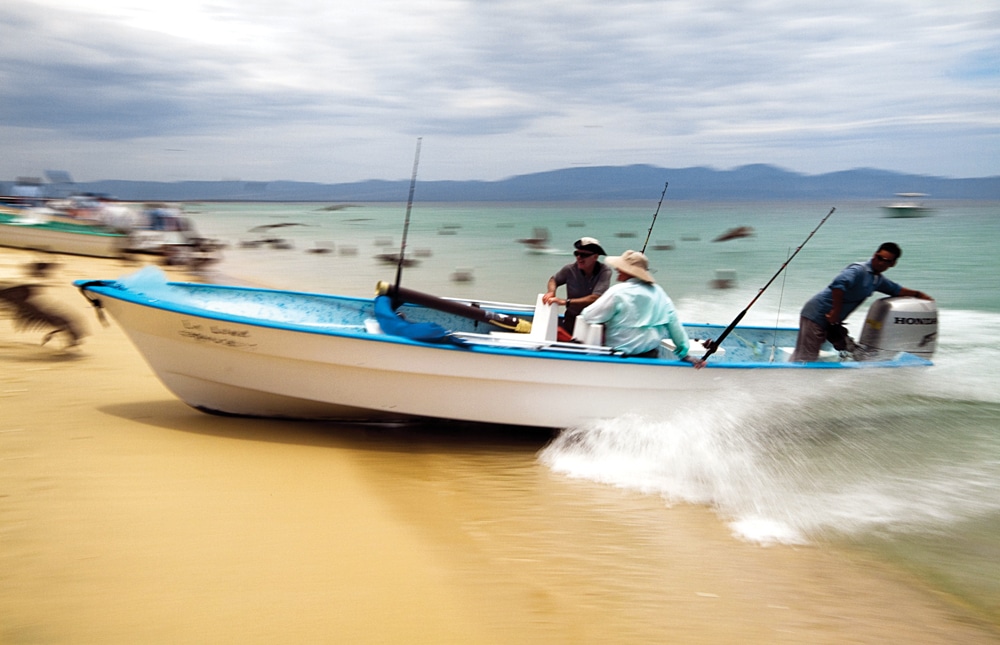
580;278;690;358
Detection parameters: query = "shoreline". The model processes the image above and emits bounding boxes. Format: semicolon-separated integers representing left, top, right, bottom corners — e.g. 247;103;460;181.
2;247;998;643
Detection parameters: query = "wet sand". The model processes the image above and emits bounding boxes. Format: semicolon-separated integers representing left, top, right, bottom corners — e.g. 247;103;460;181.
1;247;998;644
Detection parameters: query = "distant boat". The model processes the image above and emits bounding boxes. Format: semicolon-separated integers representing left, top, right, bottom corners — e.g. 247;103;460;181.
712;226;755;242
0;208;125;258
307;242;334;254
449;268;474;283
881;193;933;218
241;237;293;250
515;227;553;254
374;252;419;267
243;223;306;250
0;201;222;267
651;240;675;251
709;269;737;290
248;222;308;233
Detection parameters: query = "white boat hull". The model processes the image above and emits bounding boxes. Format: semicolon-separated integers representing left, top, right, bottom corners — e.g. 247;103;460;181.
91;301;726;426
77;272;932;429
881;205;932;218
0;216;125;258
881;194;932;218
0;209;220;263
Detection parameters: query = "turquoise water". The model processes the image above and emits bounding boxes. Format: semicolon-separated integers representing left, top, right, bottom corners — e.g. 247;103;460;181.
179;199;1000;622
187;199;998;313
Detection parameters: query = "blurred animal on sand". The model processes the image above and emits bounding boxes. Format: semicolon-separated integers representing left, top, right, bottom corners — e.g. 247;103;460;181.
0;283;87;347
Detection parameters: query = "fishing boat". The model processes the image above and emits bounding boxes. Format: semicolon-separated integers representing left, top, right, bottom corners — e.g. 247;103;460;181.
708;269;737;289
240;222;307;249
0;207;127;258
881;193;933;218
712;226;755;242
373;251;419;267
515;227;556;254
0;202;223;266
75;267;937;429
449;267;475;283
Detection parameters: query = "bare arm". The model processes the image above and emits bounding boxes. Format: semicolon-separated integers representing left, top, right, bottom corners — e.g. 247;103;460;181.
568;292;600;308
542;277;560;305
899;287;933;300
825;288;845;324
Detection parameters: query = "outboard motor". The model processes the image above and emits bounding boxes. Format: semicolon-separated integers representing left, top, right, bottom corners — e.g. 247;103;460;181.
857;296;937;360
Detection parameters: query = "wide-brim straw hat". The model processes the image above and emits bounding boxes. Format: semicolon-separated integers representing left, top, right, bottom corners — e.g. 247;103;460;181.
605;250;655;283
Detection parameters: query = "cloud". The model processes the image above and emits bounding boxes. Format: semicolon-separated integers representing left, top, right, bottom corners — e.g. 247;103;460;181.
1;0;998;182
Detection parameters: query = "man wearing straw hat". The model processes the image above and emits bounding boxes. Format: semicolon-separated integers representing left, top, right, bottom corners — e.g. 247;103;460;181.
581;250;695;362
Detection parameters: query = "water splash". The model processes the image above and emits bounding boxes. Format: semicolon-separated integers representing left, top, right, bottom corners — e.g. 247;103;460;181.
540;350;1000;545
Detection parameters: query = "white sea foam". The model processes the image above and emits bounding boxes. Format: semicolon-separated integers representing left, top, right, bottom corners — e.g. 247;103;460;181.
540;359;1000;546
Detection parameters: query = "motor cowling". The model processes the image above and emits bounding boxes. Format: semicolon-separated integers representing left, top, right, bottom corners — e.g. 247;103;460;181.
857;296;937;360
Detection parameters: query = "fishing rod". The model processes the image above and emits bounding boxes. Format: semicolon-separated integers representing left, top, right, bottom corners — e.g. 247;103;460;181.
393;137;422;302
768;246;792;363
640;181;669;254
700;206;836;363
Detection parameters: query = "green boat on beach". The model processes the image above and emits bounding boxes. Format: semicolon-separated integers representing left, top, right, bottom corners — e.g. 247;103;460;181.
0;208;126;258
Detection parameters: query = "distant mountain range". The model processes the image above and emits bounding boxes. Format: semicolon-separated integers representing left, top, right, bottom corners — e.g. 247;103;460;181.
5;164;999;202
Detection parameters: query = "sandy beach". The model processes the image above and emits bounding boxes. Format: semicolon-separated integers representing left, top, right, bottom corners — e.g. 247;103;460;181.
2;246;998;644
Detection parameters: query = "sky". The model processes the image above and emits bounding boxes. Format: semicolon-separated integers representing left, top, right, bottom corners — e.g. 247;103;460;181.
1;0;998;184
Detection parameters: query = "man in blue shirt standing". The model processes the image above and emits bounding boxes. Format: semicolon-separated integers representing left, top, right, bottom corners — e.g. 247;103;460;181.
790;242;933;362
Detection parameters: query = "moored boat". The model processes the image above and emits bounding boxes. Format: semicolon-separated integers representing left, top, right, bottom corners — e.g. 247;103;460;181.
0;208;127;258
712;225;755;242
1;201;223;267
881;193;933;217
515;227;555;254
76;267;937;429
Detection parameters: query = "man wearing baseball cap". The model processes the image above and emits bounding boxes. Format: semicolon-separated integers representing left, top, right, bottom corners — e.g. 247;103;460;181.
542;237;612;333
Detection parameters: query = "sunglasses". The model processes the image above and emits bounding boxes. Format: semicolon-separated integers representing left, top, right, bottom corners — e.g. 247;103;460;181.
574;251;595;258
873;254;896;263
